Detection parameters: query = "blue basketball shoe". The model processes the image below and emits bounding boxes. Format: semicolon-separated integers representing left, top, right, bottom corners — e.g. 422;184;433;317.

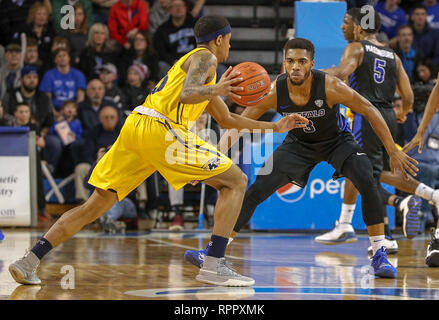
184;244;209;268
371;246;397;278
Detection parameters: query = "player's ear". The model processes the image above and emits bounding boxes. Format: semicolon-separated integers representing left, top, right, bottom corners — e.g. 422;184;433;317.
215;35;223;47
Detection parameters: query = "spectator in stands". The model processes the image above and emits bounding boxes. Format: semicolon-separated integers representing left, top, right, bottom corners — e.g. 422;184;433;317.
394;25;424;82
0;43;23;100
186;0;205;18
374;0;407;41
40;48;87;113
78;23;120;81
149;0;171;34
108;0;149;48
153;0;196;76
59;3;90;66
0;99;18;126
412;60;436;101
78;78;118;135
91;0;118;25
3;65;53;138
44;100;83;175
52;0;94;34
122;64;150;114
425;0;439;29
410;4;439;66
119;30;160;88
99;63;126;110
12;102;50;221
0;0;52;46
24;38;46;78
74;105;122;202
84;145;136;233
14;1;55;65
51;36;70;53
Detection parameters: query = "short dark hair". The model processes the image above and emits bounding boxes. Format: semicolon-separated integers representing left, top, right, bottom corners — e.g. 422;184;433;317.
13;102;30;113
412;4;427;14
194;15;230;43
346;7;361;18
397;24;413;34
283;38;315;60
53;47;70;59
61;100;78;110
352;7;381;33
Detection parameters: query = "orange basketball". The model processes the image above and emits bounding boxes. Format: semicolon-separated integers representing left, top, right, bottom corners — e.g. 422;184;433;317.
230;62;271;107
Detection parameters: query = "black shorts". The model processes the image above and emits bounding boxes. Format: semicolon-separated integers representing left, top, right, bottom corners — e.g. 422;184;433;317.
263;130;364;188
351;106;397;177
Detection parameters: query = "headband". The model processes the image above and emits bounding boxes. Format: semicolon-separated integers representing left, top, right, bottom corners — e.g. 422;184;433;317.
195;25;232;43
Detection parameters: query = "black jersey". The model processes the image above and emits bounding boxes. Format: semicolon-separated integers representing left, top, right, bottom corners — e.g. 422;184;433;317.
349;40;397;108
276;69;350;143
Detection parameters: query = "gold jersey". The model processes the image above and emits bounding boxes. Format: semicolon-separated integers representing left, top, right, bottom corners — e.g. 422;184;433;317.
141;47;216;129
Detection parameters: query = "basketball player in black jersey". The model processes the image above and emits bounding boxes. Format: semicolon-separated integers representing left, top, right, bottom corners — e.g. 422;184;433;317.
184;38;418;278
316;9;439;260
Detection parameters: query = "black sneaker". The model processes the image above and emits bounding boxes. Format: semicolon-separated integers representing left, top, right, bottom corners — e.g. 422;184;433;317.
426;234;439;267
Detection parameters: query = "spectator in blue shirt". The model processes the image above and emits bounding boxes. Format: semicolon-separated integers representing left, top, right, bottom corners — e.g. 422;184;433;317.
39;48;86;114
44;100;83;175
374;0;407;40
394;25;424;81
410;4;439;66
425;0;439;29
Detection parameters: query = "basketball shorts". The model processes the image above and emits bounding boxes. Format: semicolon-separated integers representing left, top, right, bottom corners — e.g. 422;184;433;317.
351;106;397;177
261;130;363;188
89;112;232;200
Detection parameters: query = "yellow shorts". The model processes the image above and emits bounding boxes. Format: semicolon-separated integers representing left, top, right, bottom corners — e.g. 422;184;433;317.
88;112;232;200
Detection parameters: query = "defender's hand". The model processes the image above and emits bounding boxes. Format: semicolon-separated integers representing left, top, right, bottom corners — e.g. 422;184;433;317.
214;66;244;99
402;132;425;154
274;114;309;133
395;108;407;123
389;149;419;180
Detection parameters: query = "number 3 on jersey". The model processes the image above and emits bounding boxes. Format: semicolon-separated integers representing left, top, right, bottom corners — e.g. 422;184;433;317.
151;74;169;94
303;119;315;133
374;58;386;84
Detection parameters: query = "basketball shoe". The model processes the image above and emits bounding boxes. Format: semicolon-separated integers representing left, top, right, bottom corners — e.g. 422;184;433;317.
371;246;397;278
184;244;209;268
367;236;398;255
100;215;126;234
169;215;184;231
196;255;255;286
9;250;41;285
400;195;422;239
426;233;439;267
314;221;357;245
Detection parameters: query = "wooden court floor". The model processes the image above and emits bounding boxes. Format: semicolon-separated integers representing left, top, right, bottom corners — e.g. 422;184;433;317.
1;229;439;300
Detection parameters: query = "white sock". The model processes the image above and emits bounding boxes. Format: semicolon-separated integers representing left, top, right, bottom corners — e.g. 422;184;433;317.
227;237;234;246
415;183;434;201
435;229;439;239
339;203;356;224
370;235;385;255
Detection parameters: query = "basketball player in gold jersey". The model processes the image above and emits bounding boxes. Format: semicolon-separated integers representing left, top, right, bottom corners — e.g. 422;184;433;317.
9;15;309;287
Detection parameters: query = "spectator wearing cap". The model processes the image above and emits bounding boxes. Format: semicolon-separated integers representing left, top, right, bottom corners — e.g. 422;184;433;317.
119;30;160;88
410;4;439;66
153;0;196;77
3;65;54;137
99;63;127;110
78;78;119;136
123;63;150;114
40;48;87;114
75;104;122;202
374;0;407;41
0;43;23;99
14;1;55;65
108;0;149;49
78;23;120;81
52;0;94;34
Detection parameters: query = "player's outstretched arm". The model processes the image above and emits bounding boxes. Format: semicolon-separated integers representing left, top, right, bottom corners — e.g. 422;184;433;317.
395;54;414;123
323;42;363;81
403;81;439;154
180;51;244;104
326;76;418;180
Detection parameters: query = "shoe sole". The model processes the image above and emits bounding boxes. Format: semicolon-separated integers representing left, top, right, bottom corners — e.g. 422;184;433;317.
315;234;357;245
9;264;41;285
368;248;398;255
196;274;255;287
403;197;421;239
426;251;439;267
375;267;397;278
169;225;184;232
184;251;203;268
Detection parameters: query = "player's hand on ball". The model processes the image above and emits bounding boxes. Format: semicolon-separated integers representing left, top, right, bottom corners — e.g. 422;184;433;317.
402;132;425;154
273;114;309;133
389;149;419;180
215;66;244;99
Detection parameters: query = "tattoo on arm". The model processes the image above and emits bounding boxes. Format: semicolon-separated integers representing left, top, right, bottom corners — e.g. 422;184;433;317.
182;53;216;97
